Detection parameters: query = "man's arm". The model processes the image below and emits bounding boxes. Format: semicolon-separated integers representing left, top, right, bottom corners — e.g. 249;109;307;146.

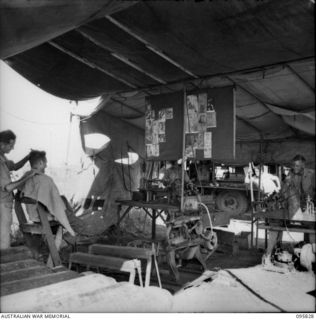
12;154;30;171
4;170;36;193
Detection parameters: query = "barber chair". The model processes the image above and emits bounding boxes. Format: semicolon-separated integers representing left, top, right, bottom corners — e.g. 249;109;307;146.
14;191;63;267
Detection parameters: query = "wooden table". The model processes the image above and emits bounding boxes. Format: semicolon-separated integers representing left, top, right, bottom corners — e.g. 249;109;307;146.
116;200;179;241
252;210;316;248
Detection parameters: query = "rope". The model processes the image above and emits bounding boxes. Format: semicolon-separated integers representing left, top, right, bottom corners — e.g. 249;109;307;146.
225;270;286;312
1;109;68;126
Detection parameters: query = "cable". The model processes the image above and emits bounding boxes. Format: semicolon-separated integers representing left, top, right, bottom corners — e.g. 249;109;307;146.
225;270;285;312
198;202;214;234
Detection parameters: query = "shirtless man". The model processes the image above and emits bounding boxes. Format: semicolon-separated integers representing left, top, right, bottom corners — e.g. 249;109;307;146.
0;130;34;249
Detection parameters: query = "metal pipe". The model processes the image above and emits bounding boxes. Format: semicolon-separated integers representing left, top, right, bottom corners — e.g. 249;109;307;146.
48;41;137;89
105;15;198;78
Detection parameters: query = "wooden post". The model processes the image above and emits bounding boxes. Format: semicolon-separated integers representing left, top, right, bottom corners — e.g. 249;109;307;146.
151;210;156;241
47;226;63;268
249;163;254;203
249;162;255;248
180;86;187;212
212;161;216;184
257;139;263;202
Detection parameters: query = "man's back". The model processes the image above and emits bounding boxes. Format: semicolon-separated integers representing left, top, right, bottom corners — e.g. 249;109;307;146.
21;173;75;235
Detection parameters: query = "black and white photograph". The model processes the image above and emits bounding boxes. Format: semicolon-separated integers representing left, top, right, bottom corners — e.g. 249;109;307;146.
158;120;165;134
158;109;166;121
165;108;173;120
198;93;207;114
197;113;207;132
206;110;217;128
207;97;215;112
0;1;315;318
158;134;166;143
145;103;152;119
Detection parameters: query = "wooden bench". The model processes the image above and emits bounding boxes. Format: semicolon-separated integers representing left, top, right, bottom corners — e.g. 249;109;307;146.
14;192;63;267
89;244;161;287
68;251;142;286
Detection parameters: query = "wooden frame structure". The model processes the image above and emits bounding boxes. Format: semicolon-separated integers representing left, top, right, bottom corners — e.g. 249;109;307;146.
14;192;63;267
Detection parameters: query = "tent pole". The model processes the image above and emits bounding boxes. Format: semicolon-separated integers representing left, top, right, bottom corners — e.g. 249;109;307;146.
257;139;263;202
180;86;187;212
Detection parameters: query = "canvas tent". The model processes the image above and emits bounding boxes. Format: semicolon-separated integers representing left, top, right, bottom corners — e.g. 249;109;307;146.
1;0;315;232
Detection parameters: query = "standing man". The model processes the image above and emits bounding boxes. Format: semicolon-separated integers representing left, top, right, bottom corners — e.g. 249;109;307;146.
262;154;315;266
0;130;34;250
283;154;315;216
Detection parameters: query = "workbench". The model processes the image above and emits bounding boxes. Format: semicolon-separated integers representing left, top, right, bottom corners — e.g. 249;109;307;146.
116;200;179;241
251;209;316;248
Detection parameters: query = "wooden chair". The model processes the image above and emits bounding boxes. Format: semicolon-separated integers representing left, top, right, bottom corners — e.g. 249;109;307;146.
14;192;63;268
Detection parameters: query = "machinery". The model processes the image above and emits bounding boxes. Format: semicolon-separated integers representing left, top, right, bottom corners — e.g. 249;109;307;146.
140;169;219;282
165;199;218;281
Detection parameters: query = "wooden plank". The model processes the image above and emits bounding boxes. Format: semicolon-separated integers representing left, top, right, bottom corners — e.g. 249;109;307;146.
257;225;315;234
37;204;61;267
69;252;136;272
52;265;71;273
116;199;179;210
0;246;33;263
89;244;158;288
1;266;52;283
0;271;80;296
0;246;31;257
0;259;41;273
89;244;153;259
20;223;43;234
47;226;63;268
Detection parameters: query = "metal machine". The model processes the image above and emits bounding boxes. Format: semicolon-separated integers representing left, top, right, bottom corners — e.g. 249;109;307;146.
164;198;218;281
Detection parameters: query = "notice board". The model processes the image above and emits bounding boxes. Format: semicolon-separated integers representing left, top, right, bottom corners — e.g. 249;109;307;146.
145;91;184;160
145;86;235;161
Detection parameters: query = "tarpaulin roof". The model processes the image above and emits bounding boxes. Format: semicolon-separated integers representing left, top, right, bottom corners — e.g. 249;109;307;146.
1;0;314;233
1;0;315;144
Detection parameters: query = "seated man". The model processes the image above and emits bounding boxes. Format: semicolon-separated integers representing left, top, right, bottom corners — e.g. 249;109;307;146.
21;150;75;236
21;150;97;237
